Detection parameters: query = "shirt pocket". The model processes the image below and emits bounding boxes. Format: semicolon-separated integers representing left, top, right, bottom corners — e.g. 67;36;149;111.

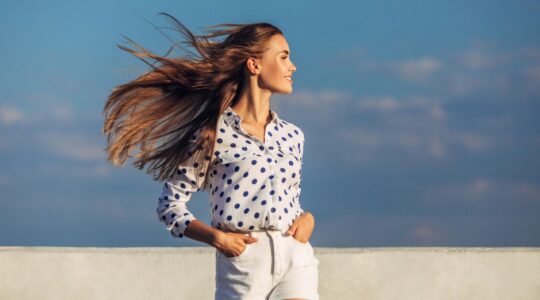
217;147;263;165
276;144;302;187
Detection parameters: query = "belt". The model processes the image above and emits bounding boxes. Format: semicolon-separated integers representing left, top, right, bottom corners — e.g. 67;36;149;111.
220;227;282;234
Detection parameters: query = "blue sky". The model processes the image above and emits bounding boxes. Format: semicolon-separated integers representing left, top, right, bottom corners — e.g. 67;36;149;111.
1;0;539;247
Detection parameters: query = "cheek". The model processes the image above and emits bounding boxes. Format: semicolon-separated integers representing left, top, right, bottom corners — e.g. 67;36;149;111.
261;62;286;85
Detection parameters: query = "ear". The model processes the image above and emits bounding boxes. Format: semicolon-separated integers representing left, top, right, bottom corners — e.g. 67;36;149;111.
246;57;261;75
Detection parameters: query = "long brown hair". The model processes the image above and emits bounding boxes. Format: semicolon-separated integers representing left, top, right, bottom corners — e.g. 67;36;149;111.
101;12;283;186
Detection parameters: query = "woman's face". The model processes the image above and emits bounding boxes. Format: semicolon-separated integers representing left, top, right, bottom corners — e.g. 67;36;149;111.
256;34;297;94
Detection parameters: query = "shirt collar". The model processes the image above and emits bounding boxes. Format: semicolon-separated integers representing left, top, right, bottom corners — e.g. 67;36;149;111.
223;105;280;127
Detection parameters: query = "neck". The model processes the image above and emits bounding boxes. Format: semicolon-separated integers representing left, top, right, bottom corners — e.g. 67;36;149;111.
231;88;272;126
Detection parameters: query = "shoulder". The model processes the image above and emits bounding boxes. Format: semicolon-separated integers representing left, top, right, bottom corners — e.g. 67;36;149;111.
278;118;304;144
281;119;304;138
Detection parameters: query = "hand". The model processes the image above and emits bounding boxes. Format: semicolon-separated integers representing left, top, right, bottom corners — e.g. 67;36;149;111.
213;231;258;258
286;212;315;243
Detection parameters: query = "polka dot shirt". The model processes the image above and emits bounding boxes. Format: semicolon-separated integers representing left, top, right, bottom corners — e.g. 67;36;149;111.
157;105;306;238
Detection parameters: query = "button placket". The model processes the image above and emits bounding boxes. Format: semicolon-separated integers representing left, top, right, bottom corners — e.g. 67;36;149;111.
267;144;281;228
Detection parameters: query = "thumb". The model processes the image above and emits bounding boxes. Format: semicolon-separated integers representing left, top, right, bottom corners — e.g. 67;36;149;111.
243;235;258;244
287;224;299;236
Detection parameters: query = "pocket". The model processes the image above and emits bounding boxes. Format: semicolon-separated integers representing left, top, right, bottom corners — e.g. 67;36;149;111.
277;145;300;161
217;148;262;165
219;243;251;261
290;235;309;246
276;145;302;187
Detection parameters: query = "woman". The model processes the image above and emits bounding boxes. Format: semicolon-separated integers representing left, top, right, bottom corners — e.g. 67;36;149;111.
102;12;319;300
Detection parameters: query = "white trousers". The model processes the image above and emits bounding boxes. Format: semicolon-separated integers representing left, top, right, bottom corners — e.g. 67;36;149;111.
215;228;319;300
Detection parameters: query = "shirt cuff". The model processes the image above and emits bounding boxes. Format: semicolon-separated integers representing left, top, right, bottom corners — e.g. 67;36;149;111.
170;215;197;238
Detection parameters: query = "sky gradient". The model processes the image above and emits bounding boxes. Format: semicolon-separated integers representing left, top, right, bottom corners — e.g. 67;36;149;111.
1;0;539;247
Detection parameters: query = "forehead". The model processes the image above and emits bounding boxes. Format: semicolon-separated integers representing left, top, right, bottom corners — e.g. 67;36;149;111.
265;34;290;54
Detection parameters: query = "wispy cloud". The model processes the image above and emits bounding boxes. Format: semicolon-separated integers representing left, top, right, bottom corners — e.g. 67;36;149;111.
0;106;25;126
423;178;540;208
394;57;443;82
36;161;112;179
356;95;447;121
2;92;77;125
524;65;540;93
273;88;353;123
37;132;105;161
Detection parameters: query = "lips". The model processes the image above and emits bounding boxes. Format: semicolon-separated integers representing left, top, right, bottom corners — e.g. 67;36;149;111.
284;76;293;83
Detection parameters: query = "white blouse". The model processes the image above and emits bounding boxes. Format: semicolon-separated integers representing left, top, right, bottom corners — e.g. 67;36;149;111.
156;105;306;238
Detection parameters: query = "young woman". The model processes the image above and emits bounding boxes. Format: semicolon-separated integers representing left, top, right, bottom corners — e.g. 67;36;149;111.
102;13;319;300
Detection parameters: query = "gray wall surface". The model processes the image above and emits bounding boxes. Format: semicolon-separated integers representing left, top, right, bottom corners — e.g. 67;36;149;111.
1;247;539;299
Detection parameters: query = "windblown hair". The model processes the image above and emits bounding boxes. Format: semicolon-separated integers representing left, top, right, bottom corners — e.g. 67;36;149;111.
101;12;283;185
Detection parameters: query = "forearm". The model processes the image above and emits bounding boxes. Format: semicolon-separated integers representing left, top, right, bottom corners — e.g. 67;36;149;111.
183;219;224;248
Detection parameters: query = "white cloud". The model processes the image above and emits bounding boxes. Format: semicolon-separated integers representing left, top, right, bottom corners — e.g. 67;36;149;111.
0;106;25;126
278;89;350;107
355;95;400;112
428;137;446;158
37;132;105;161
273;88;352;123
356;95;447;121
49;104;75;122
459;45;499;70
394;57;443;82
422;178;540;210
410;224;438;242
524;65;540;94
2;92;78;125
337;119;497;165
37;162;112;178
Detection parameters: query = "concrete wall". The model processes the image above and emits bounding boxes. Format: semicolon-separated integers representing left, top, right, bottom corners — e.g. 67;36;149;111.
1;247;539;299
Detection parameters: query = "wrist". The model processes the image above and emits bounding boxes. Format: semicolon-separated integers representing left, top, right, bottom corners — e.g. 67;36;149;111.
211;229;226;249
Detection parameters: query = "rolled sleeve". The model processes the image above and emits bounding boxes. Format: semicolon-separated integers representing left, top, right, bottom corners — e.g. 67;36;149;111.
156;162;204;238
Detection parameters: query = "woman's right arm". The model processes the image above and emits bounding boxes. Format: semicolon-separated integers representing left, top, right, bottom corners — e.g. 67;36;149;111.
156;162;225;247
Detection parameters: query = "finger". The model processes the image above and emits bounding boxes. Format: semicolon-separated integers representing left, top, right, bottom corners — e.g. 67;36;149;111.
287;224;298;236
241;234;257;243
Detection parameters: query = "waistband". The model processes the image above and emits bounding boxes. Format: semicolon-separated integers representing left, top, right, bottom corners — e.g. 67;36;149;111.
221;227;284;234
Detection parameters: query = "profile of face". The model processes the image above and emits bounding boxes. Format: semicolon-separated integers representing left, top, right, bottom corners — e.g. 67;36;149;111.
249;34;297;94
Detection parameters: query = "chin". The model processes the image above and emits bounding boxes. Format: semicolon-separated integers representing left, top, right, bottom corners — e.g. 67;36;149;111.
272;87;293;94
283;85;294;94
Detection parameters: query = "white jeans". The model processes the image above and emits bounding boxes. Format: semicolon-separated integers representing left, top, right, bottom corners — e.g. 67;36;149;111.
215;228;319;300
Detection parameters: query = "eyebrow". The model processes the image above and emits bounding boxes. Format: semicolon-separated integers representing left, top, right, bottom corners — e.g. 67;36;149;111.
279;50;290;55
